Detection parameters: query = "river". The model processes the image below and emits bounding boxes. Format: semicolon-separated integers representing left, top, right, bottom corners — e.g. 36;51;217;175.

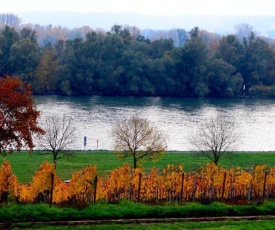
35;96;275;151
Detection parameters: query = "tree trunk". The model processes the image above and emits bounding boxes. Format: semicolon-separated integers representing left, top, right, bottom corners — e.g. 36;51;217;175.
133;157;137;169
214;153;218;165
49;173;54;207
53;153;57;169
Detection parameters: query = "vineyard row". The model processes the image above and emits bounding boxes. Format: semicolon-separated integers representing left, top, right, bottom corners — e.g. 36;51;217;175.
0;161;273;206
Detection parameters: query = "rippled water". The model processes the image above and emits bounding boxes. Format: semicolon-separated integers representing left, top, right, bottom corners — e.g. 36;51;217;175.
35;96;275;151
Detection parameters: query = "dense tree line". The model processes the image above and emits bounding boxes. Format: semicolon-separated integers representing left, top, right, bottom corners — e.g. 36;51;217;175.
1;24;275;98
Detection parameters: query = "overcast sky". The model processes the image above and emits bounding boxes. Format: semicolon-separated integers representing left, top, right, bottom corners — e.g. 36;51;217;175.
1;0;275;16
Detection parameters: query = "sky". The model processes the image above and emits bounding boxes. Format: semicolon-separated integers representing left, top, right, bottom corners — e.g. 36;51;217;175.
1;0;275;16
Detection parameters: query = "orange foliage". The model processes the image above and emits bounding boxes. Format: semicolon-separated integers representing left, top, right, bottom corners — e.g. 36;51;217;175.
19;161;59;203
0;76;45;156
1;161;275;205
66;165;98;203
0;160;19;202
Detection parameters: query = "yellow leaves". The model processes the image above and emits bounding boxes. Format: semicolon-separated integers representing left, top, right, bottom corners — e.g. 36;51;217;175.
0;160;19;202
1;160;275;204
68;165;98;196
30;161;55;197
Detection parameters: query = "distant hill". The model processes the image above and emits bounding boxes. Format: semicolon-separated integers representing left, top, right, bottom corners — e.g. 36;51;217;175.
16;11;275;37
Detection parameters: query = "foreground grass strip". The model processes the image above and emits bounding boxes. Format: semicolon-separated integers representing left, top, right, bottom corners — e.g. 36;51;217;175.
6;219;275;230
2;201;275;224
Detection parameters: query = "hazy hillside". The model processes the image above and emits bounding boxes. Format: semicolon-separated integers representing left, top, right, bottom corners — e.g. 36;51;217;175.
16;11;275;37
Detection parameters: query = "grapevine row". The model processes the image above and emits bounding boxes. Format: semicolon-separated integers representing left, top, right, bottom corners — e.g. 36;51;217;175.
0;161;273;206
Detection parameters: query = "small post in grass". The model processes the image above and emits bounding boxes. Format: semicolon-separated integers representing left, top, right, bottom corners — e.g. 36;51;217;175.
155;182;159;203
49;173;54;207
137;173;142;202
262;170;268;203
93;175;98;205
180;173;184;204
221;172;226;201
84;136;87;151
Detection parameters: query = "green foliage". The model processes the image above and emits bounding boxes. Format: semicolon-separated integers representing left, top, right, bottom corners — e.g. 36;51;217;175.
268;85;275;98
1;25;275;98
250;85;270;97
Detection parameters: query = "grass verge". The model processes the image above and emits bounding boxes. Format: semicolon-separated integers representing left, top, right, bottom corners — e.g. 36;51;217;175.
1;201;275;223
10;220;275;230
2;151;275;183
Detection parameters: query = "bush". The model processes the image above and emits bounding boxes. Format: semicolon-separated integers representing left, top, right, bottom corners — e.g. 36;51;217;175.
268;85;275;98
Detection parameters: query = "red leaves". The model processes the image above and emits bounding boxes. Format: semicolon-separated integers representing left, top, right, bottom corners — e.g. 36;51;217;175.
0;76;44;155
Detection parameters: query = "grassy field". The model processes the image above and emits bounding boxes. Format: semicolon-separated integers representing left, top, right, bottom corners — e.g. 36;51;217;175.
2;151;275;229
1;151;275;183
10;220;275;230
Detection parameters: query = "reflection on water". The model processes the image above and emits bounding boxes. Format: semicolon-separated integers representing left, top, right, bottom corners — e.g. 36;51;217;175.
35;96;275;151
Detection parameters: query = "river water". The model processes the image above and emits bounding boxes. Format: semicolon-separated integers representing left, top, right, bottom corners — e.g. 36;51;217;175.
35;96;275;151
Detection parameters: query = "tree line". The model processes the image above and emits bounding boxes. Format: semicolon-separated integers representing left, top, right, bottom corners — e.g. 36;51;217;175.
1;24;275;98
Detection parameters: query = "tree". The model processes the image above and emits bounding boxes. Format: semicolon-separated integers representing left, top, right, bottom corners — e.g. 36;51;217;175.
34;44;59;93
9;36;40;81
217;34;242;65
234;23;256;42
180;27;210;97
39;115;76;168
207;58;243;97
190;115;240;165
0;14;21;27
112;116;167;168
0;76;44;156
0;26;20;76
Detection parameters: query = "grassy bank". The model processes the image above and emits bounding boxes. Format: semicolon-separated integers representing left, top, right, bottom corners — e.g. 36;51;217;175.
1;201;275;227
1;151;275;183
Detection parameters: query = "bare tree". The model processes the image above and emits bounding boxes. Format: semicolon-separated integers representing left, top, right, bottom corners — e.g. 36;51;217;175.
0;13;21;27
190;115;240;165
234;23;258;42
39;115;76;168
112;116;167;168
124;25;140;39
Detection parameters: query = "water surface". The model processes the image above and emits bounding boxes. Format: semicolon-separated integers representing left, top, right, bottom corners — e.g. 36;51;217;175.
35;96;275;151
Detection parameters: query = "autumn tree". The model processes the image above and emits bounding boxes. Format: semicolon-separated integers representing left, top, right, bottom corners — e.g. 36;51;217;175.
39;115;76;168
34;44;59;93
0;76;44;157
190;115;240;165
112;116;167;168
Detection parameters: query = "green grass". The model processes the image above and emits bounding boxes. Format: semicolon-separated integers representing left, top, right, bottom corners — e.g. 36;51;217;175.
87;221;275;230
0;201;271;221
11;220;275;230
2;201;275;229
1;151;275;183
2;151;275;229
